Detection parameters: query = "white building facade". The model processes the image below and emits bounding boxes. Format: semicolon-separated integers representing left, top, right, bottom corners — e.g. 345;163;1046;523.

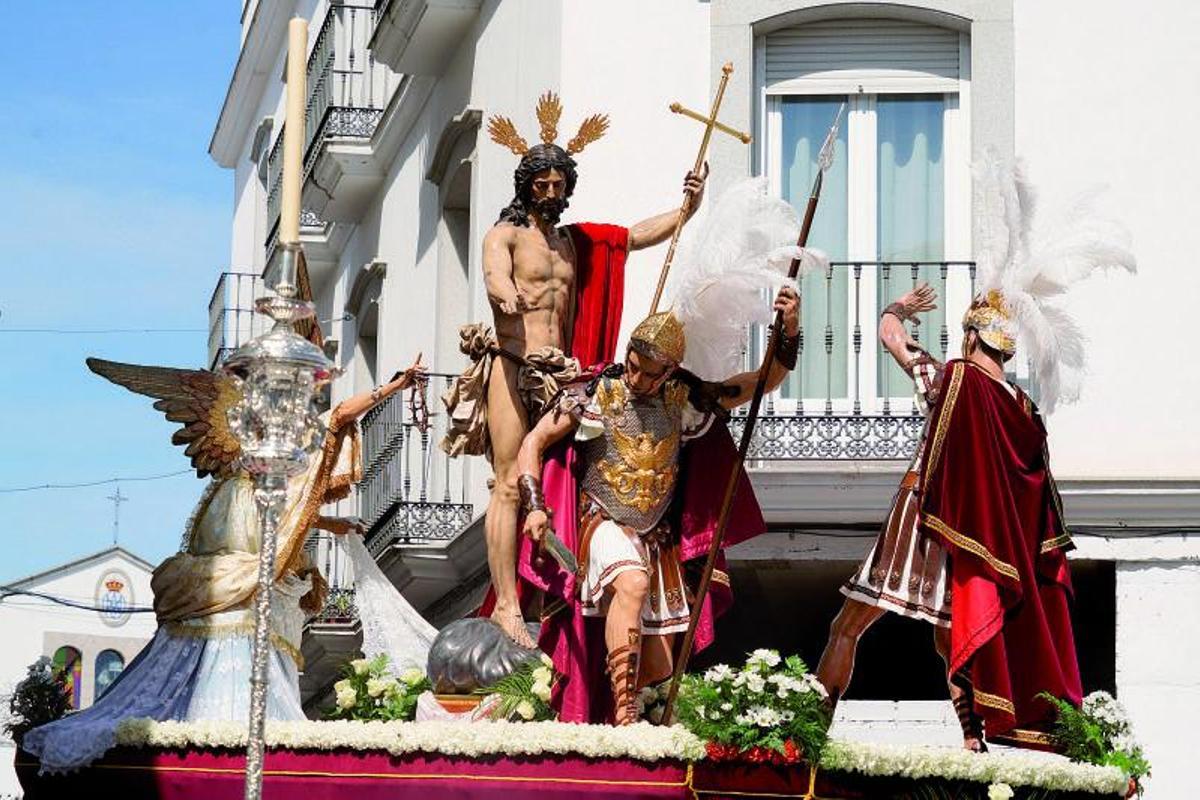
209;2;1200;797
0;547;156;797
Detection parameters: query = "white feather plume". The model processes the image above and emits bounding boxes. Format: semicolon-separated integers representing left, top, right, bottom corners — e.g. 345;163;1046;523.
665;178;821;380
973;151;1137;414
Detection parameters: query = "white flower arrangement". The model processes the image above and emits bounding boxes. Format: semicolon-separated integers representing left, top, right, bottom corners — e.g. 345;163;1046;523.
1041;690;1148;796
108;719;1130;795
328;653;430;722
475;653;558;722
677;649;831;764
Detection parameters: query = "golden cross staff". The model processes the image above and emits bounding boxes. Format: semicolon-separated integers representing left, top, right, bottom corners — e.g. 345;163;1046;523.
648;62;752;313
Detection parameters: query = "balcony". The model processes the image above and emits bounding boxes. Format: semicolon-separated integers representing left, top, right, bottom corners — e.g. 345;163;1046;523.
299;531;361;710
370;0;481;75
729;260;995;525
264;2;399;273
733;260;982;459
206;271;269;370
358;373;481;609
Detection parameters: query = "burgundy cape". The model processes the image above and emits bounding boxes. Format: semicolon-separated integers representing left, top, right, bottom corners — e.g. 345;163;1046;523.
918;360;1082;747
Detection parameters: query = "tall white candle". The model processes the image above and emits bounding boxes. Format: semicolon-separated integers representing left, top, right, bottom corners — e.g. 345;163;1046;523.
279;17;308;245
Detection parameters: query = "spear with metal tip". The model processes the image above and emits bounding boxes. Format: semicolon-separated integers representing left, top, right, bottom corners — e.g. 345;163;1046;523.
661;102;845;722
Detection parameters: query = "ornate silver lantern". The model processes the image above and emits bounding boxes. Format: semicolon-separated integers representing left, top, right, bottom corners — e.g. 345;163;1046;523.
222;242;335;800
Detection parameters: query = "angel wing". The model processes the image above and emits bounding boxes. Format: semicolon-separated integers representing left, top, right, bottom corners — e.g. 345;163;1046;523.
86;358;243;478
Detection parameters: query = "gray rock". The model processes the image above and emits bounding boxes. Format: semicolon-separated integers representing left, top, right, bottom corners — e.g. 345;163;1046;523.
426;617;542;694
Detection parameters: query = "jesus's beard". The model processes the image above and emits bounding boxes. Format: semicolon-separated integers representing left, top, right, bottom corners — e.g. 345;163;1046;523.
530;196;567;225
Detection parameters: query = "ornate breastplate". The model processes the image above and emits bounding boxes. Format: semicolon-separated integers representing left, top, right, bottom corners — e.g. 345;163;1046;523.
579;377;689;532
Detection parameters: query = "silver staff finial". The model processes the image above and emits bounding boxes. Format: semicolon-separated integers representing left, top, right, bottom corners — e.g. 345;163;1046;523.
817;102;846;173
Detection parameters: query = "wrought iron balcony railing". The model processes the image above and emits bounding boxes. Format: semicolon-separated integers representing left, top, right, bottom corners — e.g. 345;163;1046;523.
304;532;359;627
264;1;390;251
734;260;983;462
360;372;474;556
207;271;269;370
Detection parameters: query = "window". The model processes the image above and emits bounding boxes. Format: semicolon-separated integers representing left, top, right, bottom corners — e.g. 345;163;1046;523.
94;649;125;700
51;646;82;709
759;18;973;414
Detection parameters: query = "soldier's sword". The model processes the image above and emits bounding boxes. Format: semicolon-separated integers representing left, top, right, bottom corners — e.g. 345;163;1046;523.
540;528;579;576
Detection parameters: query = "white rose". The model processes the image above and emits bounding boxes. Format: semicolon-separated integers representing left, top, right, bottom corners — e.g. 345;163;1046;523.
515;700;536;720
540;653;554;668
532;666;552;685
400;668;425;685
335;686;357;709
746;674;766;694
351;658;371;676
532;681;552;702
366;678;388;697
987;783;1014;800
333;679;352;694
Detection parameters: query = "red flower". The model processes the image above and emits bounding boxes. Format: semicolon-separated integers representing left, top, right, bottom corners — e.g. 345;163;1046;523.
705;742;740;761
705;740;805;765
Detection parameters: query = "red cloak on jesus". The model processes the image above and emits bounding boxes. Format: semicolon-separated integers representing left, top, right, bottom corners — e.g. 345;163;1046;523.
918;360;1083;748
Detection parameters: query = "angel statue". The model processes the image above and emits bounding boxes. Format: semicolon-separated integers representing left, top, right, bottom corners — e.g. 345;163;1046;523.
23;354;436;774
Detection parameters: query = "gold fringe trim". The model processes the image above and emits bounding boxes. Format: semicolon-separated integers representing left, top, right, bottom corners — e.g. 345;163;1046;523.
923;514;1019;582
922;361;964;492
164;621;304;670
993;727;1055;746
1040;533;1072;553
973;688;1016;716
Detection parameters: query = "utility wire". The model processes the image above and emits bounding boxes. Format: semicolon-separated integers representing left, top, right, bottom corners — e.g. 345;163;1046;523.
0;586;154;614
0;469;193;494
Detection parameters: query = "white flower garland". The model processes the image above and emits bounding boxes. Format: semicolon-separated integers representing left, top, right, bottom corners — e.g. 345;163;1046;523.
113;719;705;763
111;719;1127;795
820;740;1129;796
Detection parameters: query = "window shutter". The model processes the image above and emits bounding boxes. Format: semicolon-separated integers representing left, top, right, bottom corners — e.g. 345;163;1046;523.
765;19;961;95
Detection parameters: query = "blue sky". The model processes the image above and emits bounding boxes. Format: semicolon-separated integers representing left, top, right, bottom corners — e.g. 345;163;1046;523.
0;3;238;580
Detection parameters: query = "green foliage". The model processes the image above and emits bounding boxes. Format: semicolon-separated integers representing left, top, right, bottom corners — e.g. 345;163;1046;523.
474;654;557;722
1041;691;1150;796
5;657;73;747
676;649;832;762
326;653;431;722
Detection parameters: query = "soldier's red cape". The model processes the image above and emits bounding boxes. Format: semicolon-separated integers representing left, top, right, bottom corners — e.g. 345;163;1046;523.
918;360;1083;748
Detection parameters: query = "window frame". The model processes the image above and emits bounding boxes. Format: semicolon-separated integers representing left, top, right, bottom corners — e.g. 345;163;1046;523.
754;28;975;415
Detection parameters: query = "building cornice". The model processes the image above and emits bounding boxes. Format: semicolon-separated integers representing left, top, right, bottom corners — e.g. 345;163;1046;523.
209;0;296;169
752;467;1200;530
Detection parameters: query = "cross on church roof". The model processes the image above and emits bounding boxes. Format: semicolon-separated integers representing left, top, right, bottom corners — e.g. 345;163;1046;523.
105;486;127;546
